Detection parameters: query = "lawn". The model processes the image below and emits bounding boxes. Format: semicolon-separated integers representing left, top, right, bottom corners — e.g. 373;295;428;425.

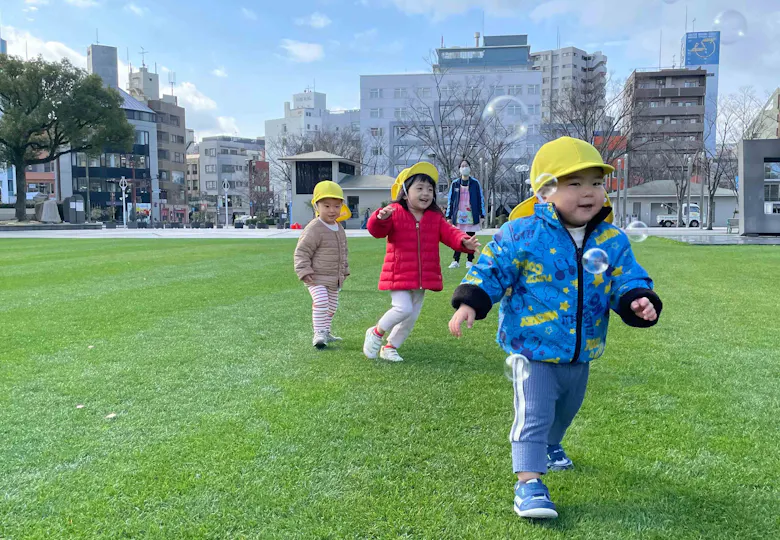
1;237;778;539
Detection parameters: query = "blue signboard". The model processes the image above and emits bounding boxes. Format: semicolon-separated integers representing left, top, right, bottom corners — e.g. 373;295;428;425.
685;32;720;66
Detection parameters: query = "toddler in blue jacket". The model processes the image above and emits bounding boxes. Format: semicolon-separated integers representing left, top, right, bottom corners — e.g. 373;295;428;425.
449;137;663;519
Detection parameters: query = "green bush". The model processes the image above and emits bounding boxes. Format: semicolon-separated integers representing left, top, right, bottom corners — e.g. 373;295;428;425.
265;218;276;226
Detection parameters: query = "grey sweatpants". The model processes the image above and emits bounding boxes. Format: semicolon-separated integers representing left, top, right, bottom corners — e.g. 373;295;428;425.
508;356;590;474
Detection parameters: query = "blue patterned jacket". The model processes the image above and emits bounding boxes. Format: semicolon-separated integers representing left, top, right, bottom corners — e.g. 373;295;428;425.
452;203;662;363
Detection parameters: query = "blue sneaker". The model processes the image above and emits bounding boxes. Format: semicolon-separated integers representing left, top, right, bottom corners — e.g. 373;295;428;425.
514;478;558;519
547;444;574;471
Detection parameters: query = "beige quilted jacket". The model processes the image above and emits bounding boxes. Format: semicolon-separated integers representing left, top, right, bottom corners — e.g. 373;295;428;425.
294;219;350;289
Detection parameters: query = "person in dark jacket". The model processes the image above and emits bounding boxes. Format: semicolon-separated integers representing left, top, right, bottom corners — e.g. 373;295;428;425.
446;159;485;269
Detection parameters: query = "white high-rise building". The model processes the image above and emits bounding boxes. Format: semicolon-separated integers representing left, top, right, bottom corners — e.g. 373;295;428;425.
529;47;608;122
87;44;119;89
265;90;360;141
360;34;543;185
128;65;160;102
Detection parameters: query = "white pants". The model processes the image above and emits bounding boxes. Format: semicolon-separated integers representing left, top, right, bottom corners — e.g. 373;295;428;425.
377;290;426;348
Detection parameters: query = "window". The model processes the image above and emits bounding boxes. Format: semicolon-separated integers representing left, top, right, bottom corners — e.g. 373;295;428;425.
305;112;311;117
220;148;230;154
174;152;184;164
339;162;356;175
562;52;572;57
492;86;504;96
158;149;170;160
528;84;540;95
173;135;186;144
507;104;524;116
221;165;235;173
307;124;311;130
282;124;287;133
416;87;431;98
134;130;149;145
206;181;216;189
650;101;660;108
172;171;185;185
394;107;407;119
563;64;572;68
508;85;522;95
764;162;780;180
764;182;780;201
394;126;408;138
394;88;408;99
352;122;360;132
370;108;382;118
205;165;216;173
655;119;664;125
159;170;169;181
552;54;559;60
230;149;238;155
552;66;559;74
169;115;181;127
372;146;384;156
157;131;170;143
684;81;699;88
369;88;383;99
295;161;333;195
394;145;406;156
532;104;541;115
370;127;384;137
689;118;698;124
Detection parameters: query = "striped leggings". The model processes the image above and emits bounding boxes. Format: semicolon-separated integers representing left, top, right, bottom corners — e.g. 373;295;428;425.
308;285;339;333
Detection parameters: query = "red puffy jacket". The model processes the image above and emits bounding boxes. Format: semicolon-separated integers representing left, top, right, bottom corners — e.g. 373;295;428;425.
368;203;471;291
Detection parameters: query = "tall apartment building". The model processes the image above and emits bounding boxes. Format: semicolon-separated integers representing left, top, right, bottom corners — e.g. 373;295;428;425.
186;154;200;195
360;34;543;186
747;87;780;139
87;44;119;89
625;68;708;177
147;96;188;222
529;47;608;123
265;90;361;142
198;136;265;224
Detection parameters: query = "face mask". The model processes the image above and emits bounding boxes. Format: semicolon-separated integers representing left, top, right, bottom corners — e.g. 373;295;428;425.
460;167;471;177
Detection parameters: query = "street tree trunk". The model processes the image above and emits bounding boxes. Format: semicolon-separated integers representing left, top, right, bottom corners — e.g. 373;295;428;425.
14;161;27;222
707;194;716;230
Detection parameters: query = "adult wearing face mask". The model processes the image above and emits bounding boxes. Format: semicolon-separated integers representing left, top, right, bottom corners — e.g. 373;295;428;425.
446;158;485;269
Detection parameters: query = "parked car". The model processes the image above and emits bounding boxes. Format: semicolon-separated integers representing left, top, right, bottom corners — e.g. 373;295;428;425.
657;203;703;227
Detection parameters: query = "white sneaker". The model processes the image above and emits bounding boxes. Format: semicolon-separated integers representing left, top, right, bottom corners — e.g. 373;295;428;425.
326;332;342;343
448;261;460;269
466;262;474;269
313;330;328;349
363;327;383;359
379;346;404;362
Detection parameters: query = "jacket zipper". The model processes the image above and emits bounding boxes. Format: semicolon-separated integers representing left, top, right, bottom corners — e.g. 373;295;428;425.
564;228;592;364
416;221;422;289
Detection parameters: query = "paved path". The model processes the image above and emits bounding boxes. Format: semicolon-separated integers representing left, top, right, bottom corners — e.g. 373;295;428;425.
0;226;739;241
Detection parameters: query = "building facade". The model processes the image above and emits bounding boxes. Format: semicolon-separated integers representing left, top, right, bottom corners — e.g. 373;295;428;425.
198;136;265;224
748;88;780;139
360;34;543;190
87;44;119;89
625;67;708;179
529;47;608;122
58;89;159;221
186;154;200;195
148;96;187;222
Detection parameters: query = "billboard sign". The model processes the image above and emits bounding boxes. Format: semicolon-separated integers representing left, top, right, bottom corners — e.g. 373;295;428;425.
685;31;720;66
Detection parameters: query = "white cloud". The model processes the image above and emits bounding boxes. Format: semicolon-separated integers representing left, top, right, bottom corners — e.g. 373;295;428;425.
241;7;257;21
124;3;148;17
23;6;40;12
354;28;378;43
197;117;241;139
5;26;86;65
175;82;218;111
25;0;49;4
280;39;324;62
387;0;516;19
295;12;332;28
160;65;171;73
352;28;403;54
65;0;99;7
211;67;228;78
530;0;574;22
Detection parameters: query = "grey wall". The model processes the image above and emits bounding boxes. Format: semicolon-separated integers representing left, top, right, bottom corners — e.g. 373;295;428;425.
738;139;780;235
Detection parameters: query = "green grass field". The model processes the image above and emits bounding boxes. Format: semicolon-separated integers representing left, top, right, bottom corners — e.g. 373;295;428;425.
1;237;778;539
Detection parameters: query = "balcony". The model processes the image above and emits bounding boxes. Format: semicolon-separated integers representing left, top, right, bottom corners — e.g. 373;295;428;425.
638;105;705;117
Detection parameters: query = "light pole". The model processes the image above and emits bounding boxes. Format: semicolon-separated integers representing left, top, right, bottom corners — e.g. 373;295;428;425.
119;177;128;228
222;178;229;227
616;159;623;226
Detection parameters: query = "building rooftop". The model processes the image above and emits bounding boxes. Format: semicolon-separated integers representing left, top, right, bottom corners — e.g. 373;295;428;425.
338;174;396;190
280;151;359;166
117;88;155;114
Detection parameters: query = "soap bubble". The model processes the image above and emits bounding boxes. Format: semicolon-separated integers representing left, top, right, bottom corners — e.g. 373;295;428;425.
514;164;529;174
482;95;528;143
504;354;530;383
714;10;747;45
535;173;558;200
583;248;609;274
661;0;679;4
625;221;649;243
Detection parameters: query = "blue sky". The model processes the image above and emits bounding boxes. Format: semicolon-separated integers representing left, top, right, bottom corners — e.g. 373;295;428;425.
2;0;778;138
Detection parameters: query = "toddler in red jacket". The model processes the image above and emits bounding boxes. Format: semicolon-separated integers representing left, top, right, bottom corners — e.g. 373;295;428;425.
363;162;480;362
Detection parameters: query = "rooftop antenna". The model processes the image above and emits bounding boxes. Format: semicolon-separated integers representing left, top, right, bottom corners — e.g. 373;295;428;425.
685;5;688;33
168;71;176;95
659;29;662;70
692;18;696;32
481;9;485;44
139;47;149;68
96;28;99;44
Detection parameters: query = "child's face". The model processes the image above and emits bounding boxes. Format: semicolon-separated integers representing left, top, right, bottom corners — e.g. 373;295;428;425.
546;167;605;227
405;178;435;212
316;198;342;224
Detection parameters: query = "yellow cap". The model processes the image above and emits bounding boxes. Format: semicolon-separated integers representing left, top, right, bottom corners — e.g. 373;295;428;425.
391;162;439;200
311;180;352;222
509;137;615;222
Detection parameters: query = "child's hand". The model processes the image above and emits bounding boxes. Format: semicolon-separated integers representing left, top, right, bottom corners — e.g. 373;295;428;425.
449;305;476;338
462;236;481;252
377;205;395;220
631;297;657;322
303;275;314;285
